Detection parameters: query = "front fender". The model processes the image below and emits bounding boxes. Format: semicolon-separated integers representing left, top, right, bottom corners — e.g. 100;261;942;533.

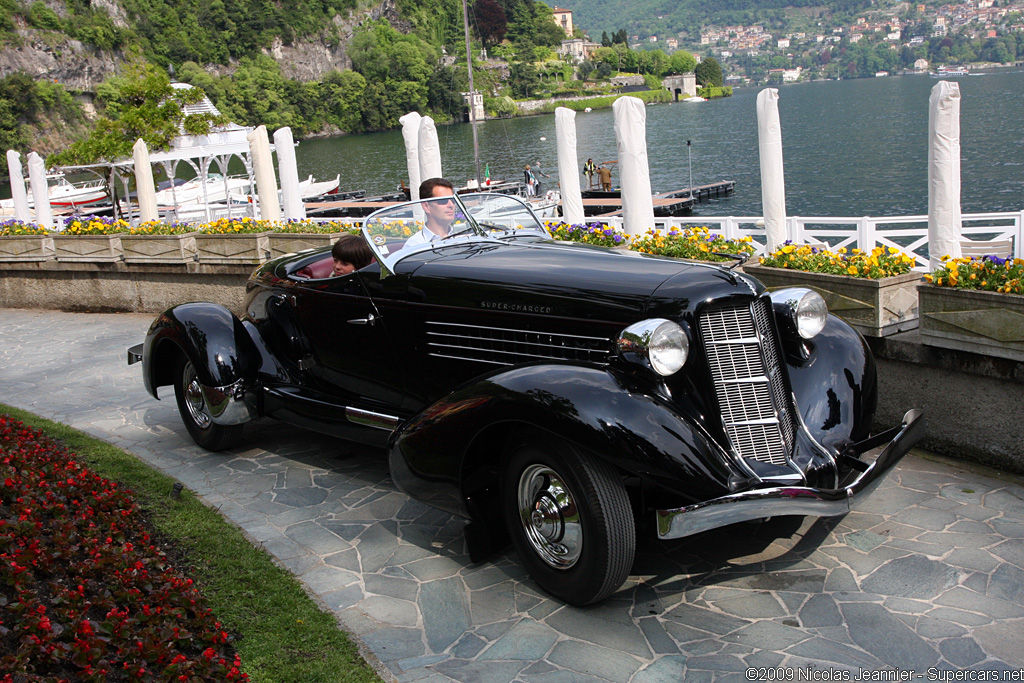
387;364;743;518
785;314;877;454
143;302;261;401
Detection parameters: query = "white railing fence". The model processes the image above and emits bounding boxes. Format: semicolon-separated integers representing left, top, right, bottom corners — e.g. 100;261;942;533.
594;211;1024;268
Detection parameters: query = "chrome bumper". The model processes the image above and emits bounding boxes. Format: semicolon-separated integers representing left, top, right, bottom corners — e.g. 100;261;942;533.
656;409;925;540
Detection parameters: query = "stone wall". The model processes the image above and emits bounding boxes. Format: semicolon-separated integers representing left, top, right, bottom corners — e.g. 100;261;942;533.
0;261;251;316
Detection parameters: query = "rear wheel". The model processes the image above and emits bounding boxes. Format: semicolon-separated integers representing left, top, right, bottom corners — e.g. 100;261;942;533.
172;356;242;451
502;431;635;606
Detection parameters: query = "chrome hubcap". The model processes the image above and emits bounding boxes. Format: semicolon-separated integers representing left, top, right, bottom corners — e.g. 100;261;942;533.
517;464;582;569
182;362;212;429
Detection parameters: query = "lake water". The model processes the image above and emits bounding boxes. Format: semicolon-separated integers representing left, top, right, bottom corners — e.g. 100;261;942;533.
295;69;1024;218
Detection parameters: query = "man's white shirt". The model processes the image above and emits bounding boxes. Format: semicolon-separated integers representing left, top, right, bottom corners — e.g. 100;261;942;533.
404;224;451;249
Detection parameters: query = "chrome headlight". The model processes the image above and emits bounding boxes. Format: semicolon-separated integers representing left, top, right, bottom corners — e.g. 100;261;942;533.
617;319;689;376
770;288;828;339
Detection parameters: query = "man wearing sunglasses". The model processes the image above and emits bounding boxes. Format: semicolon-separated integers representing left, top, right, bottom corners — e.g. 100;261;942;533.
403;177;457;249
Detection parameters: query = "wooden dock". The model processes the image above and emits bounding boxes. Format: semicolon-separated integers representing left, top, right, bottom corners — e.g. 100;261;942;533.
580;180;735;217
306;180;736;220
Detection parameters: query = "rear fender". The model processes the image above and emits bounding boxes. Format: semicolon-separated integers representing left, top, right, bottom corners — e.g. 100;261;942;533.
387;364;740;518
143;303;262;402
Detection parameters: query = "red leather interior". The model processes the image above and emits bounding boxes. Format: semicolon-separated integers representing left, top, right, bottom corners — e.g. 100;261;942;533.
295;258;335;279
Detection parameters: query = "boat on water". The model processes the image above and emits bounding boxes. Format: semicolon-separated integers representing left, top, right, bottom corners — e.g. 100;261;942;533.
155;174;252;208
931;65;970;77
682;96;707;103
1;172;108;213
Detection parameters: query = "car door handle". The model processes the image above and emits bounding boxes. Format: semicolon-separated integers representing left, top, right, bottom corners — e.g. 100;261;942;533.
348;313;376;326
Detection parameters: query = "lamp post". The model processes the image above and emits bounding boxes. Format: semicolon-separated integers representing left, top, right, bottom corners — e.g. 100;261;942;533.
686;140;693;198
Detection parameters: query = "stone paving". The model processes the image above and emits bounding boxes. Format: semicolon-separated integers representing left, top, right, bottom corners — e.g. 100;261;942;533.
2;307;1024;682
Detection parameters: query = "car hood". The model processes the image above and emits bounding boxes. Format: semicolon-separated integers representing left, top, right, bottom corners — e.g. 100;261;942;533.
396;240;761;324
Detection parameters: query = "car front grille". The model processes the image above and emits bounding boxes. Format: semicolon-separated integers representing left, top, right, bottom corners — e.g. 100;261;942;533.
426;321;611;366
699;298;795;467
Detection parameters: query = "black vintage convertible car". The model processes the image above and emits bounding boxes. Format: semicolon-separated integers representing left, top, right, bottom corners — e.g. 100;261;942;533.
129;193;924;605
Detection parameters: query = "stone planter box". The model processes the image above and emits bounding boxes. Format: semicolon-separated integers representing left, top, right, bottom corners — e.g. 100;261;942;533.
53;234;124;262
0;234;55;262
267;232;345;258
195;232;270;265
744;265;922;337
918;284;1024;361
122;233;199;264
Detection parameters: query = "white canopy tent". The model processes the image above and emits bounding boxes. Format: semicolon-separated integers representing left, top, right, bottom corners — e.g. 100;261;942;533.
555;107;585;225
757;88;788;252
56;82;269;224
613;96;655;235
927;80;962;269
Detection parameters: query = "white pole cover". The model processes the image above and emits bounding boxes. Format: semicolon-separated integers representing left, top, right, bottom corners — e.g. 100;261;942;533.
274;127;306;220
27;152;54;230
400;112;423;200
757;88;788;252
928;80;962;270
555;107;585;225
6;150;31;221
247;125;280;221
613;96;654;235
418;116;442;183
132;138;159;223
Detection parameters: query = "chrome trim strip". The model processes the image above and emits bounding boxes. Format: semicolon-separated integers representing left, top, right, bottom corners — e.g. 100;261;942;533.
428;352;510;365
428;320;608;342
427;336;605;355
346;407;401;431
656;410;924;539
427;342;605;363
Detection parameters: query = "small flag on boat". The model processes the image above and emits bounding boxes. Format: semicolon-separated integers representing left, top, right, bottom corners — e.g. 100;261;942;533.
484;163;490;180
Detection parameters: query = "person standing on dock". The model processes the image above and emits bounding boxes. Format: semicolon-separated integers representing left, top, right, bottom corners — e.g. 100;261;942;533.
533;162;551;195
598;164;612;191
524;165;537;196
583;158;597;189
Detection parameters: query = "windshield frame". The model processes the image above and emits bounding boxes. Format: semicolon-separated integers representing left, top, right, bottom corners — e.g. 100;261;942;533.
360;192;550;277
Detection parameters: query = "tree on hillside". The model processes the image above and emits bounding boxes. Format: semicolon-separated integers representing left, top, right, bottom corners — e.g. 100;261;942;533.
694;56;723;86
667;51;696;75
473;0;507;47
509;61;539;97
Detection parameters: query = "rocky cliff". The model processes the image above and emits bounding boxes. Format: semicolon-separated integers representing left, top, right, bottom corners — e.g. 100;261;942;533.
0;0;406;91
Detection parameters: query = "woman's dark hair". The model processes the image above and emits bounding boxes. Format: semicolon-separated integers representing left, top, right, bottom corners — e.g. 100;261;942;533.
331;233;374;270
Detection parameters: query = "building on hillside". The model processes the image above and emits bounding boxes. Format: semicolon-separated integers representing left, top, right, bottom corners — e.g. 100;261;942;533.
552;7;573;37
914;58;929;71
777;38;790;48
559;38;600;63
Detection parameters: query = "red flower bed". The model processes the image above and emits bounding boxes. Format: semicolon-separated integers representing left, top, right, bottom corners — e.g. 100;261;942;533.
0;415;248;682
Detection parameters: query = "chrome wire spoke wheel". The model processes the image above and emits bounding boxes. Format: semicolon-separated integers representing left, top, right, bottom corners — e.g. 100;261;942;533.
517;464;583;569
182;362;212;429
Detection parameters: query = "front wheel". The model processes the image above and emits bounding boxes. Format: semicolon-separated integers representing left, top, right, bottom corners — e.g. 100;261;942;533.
502;431;635;606
172;356;242;451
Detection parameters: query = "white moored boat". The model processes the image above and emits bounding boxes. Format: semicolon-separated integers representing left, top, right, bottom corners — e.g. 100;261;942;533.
154;174;252;208
1;173;108;213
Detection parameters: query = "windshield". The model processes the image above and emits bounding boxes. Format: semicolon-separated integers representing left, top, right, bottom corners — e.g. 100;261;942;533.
361;192;549;273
